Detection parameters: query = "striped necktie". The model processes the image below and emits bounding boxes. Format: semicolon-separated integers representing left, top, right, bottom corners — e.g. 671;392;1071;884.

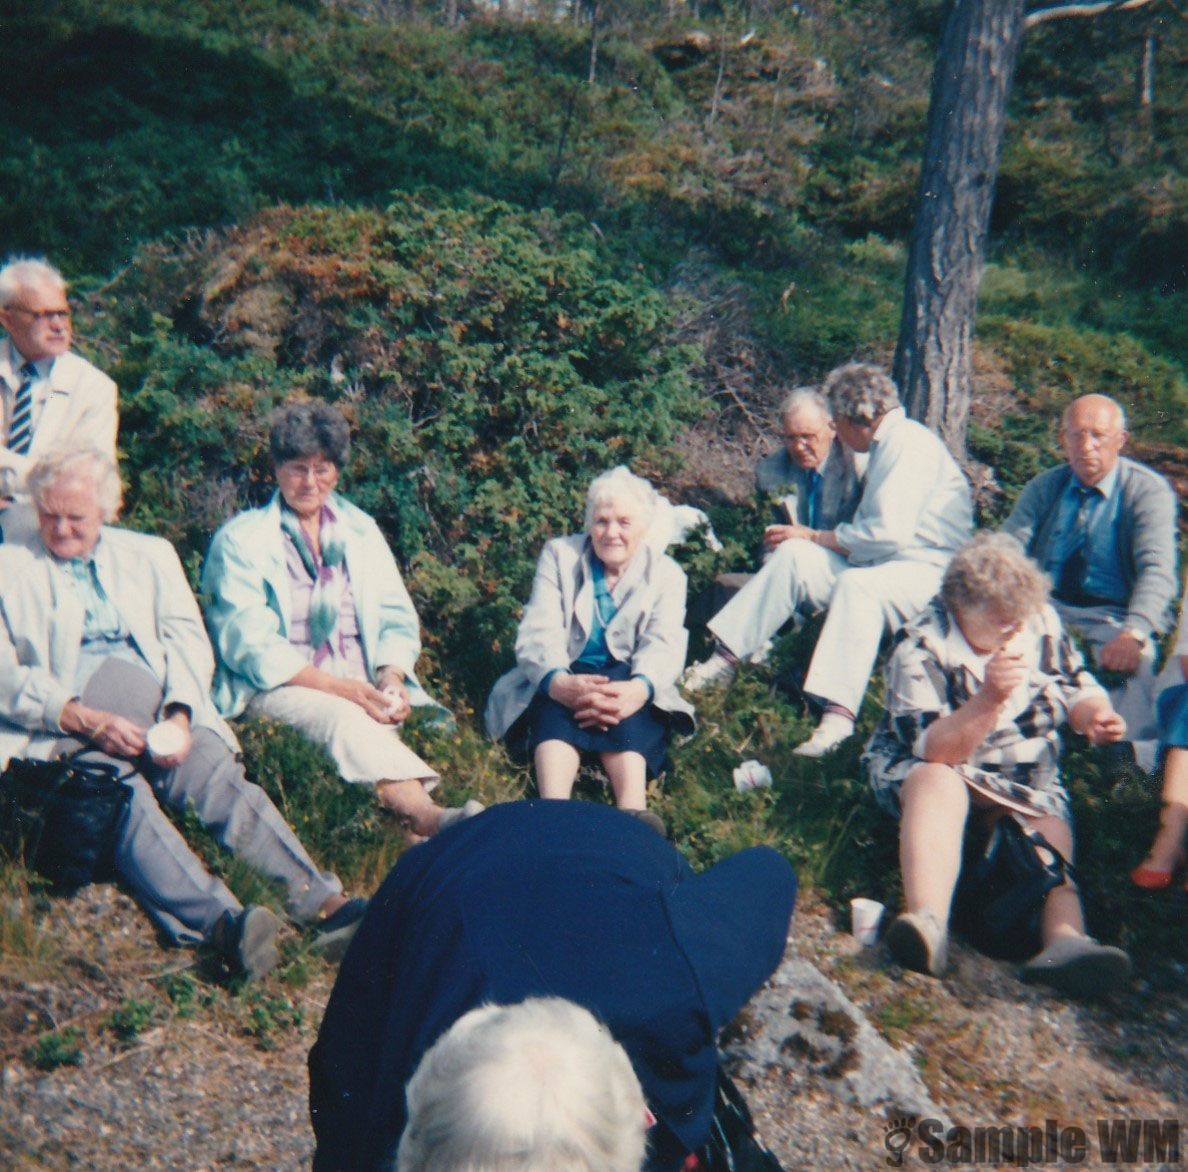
7;361;37;454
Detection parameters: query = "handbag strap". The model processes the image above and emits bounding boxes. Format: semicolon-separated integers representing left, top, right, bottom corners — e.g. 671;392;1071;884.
1015;823;1076;886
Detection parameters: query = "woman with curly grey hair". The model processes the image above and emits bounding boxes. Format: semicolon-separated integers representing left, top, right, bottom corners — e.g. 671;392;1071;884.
202;399;481;843
864;532;1132;996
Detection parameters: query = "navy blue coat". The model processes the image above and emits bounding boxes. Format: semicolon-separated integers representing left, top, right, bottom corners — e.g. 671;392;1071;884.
309;800;796;1171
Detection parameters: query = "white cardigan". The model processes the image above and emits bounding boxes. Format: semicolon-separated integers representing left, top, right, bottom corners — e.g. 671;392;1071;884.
484;535;695;741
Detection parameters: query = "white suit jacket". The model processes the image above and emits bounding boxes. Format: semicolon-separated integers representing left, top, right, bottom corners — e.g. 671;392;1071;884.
484;535;696;741
0;339;119;543
0;528;237;768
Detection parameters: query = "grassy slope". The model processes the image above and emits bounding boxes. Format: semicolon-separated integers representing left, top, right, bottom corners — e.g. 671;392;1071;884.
1;0;1186;1069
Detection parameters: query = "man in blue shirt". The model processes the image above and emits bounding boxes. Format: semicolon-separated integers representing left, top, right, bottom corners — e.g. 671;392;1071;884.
1003;394;1178;770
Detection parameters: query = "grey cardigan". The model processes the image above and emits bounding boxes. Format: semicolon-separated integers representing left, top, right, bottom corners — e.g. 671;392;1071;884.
1002;456;1178;638
484;535;696;742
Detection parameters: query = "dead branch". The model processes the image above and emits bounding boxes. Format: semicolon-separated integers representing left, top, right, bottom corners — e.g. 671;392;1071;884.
1024;0;1157;29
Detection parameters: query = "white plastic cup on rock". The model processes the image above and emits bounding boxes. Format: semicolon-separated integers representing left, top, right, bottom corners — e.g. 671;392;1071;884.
732;759;773;793
146;720;187;763
849;897;885;946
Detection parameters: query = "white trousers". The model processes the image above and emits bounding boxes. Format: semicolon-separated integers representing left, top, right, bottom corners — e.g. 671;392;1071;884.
708;539;943;715
708;540;846;659
249;686;439;789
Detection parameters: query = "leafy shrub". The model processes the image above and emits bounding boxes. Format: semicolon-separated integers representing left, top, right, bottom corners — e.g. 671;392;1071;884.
90;192;705;707
25;1027;85;1071
105;998;157;1045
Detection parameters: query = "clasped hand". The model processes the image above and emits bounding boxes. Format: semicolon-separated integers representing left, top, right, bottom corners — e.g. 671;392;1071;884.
549;673;649;731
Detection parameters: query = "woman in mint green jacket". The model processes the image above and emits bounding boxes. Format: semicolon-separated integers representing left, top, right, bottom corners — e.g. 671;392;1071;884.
202;401;479;838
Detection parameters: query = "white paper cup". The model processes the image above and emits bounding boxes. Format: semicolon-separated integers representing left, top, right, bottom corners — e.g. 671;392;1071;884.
382;684;408;720
850;897;884;947
732;759;773;793
146;720;186;762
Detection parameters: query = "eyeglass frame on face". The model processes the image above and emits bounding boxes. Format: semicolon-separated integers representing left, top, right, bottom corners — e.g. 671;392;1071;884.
277;458;338;484
1061;426;1123;449
5;304;72;324
782;424;831;447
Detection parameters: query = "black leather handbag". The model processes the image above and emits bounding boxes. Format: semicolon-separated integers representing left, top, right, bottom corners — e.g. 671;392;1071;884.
0;753;134;894
689;1069;784;1172
952;815;1071;961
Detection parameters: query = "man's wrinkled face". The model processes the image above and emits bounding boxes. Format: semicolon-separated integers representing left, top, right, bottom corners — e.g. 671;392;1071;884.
1060;397;1126;487
0;281;73;362
781;405;835;472
37;476;104;561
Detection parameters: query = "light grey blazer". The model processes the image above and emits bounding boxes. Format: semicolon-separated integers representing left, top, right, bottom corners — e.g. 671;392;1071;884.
0;528;238;768
484;535;696;741
0;340;119;544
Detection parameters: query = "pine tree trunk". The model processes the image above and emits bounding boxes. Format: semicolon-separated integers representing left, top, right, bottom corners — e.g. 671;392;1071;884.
893;0;1028;457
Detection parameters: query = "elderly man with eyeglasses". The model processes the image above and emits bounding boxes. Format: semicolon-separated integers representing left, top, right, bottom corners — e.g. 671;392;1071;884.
753;385;865;560
685;364;972;758
1003;393;1178;773
0;255;118;544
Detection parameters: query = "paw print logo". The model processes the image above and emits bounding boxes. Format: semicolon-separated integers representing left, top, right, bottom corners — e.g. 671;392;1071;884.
884;1116;916;1167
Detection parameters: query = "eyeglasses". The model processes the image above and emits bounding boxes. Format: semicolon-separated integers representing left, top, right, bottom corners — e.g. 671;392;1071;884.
279;459;337;483
6;304;72;324
1062;428;1121;448
783;426;829;447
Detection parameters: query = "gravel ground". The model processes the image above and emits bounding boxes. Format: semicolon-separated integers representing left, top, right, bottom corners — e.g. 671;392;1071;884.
1;884;1184;1170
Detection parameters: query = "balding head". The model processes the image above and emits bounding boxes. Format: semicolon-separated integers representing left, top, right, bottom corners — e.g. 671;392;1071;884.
1060;395;1128;486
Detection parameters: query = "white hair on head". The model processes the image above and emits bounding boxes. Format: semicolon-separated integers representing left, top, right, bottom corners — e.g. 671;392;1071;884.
584;465;656;534
26;448;122;522
396;998;647;1172
0;256;66;308
779;385;830;425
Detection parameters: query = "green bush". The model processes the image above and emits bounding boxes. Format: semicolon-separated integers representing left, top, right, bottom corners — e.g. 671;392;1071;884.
89;193;704;707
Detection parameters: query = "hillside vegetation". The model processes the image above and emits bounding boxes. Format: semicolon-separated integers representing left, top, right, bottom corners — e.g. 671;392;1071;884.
1;0;1187;1093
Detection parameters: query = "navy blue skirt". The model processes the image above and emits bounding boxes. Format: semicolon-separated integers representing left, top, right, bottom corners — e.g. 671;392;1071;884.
522;660;672;778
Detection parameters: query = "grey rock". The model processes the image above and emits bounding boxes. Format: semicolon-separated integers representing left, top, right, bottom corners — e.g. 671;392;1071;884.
725;956;948;1124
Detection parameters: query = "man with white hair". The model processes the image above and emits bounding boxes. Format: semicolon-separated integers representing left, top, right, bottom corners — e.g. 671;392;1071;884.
396;998;648;1172
0;256;118;542
0;449;362;978
1004;393;1178;771
309;800;796;1171
688;384;865;665
753;385;863;553
685;363;972;757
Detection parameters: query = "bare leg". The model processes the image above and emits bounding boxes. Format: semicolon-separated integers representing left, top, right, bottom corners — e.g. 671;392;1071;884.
899;763;971;922
376;777;443;836
1138;747;1188;872
534;740;581;800
601;751;648;810
1027;814;1084;945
